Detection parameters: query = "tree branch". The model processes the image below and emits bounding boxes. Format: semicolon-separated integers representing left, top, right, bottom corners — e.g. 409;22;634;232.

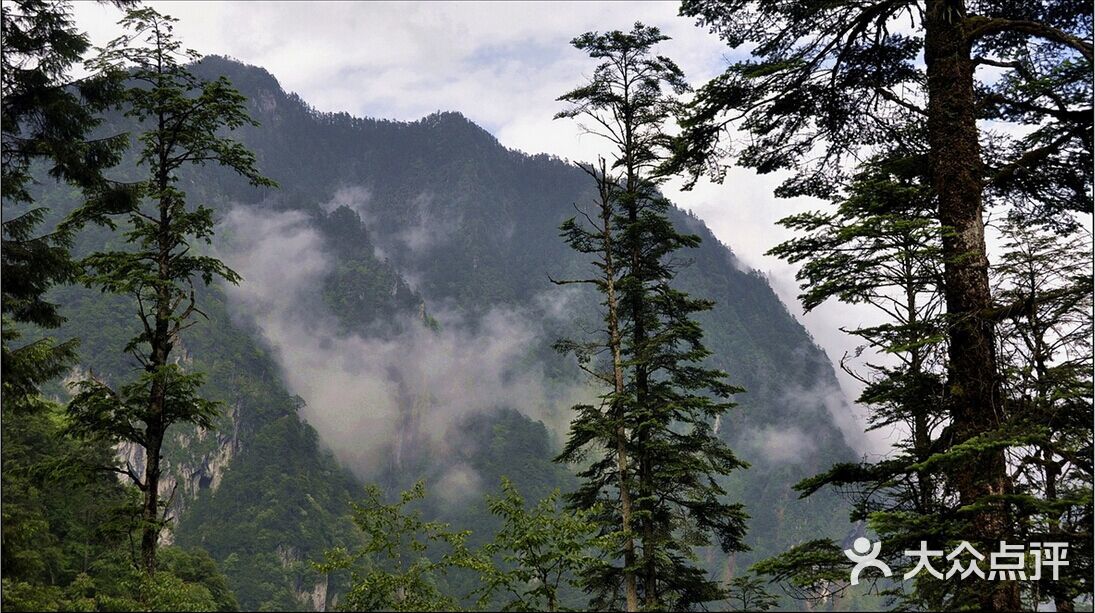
965;17;1093;61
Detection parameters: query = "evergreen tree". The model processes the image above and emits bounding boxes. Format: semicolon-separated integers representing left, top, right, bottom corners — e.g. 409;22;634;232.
764;153;959;609
1;398;138;611
552;157;640;610
555;22;748;610
1;0;130;412
1;1;130;608
724;573;778;612
65;7;274;576
994;220;1092;612
750;153;1092;612
675;2;1091;609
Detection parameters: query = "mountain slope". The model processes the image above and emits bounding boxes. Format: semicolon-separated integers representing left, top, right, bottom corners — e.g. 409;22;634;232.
41;56;859;609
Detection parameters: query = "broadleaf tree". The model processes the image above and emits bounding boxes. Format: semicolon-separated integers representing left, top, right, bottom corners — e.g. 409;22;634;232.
315;481;468;612
467;479;607;612
65;6;275;576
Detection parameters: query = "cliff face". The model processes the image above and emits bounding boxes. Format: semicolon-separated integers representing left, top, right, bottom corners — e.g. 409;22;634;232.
43;56;857;610
115;401;241;541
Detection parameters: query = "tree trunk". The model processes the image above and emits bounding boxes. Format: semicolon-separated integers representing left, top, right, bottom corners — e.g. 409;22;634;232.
617;88;657;610
140;246;170;576
630;217;656;610
140;422;162;575
140;286;169;575
923;1;1017;609
140;120;172;573
600;172;640;613
624;181;656;610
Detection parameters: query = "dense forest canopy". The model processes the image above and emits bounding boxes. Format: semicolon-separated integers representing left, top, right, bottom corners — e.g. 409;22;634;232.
2;1;1090;612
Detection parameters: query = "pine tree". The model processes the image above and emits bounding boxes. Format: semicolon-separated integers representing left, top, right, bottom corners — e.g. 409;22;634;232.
65;7;274;576
675;2;1091;609
555;22;748;610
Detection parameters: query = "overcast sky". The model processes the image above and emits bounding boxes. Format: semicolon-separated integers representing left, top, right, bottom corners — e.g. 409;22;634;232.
73;1;895;452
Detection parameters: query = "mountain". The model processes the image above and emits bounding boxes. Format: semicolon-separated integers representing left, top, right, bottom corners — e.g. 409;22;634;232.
38;56;859;610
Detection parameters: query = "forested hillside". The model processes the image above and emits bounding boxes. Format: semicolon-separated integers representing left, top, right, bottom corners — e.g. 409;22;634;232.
25;56;858;609
6;2;1087;611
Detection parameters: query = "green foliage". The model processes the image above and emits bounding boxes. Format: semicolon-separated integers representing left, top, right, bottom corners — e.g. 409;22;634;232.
177;56;856;593
994;221;1093;609
157;547;240;612
468;479;607;611
67;366;220;446
1;0;129;208
64;5;275;576
1;321;78;413
751;540;848;603
555;22;748;610
760;142;1092;610
0;399;238;612
316;481;468;612
676;0;1091;212
316;205;422;332
724;573;778;612
1;401;134;594
678;4;1091;603
761;153;962;609
134;571;219;612
1;0;130;413
321;479;608;612
25;50;865;611
0;0;130;327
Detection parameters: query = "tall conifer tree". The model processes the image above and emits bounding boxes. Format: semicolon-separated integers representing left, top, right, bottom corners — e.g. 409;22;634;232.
554;23;748;610
994;221;1092;611
675;2;1091;608
762;152;958;609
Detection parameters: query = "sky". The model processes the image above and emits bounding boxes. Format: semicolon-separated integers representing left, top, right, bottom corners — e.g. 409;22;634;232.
72;1;895;452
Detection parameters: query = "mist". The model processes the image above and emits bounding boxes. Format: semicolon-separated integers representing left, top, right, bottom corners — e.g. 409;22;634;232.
217;204;589;483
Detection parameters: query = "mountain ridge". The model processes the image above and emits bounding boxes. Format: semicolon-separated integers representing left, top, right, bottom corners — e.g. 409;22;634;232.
39;55;860;610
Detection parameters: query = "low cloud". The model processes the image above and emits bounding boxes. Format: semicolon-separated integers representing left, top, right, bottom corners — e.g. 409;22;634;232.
746;426;817;465
218;204;587;481
395;192;458;256
320;185;372;218
74;0;883;455
777;382;884;457
436;463;483;506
